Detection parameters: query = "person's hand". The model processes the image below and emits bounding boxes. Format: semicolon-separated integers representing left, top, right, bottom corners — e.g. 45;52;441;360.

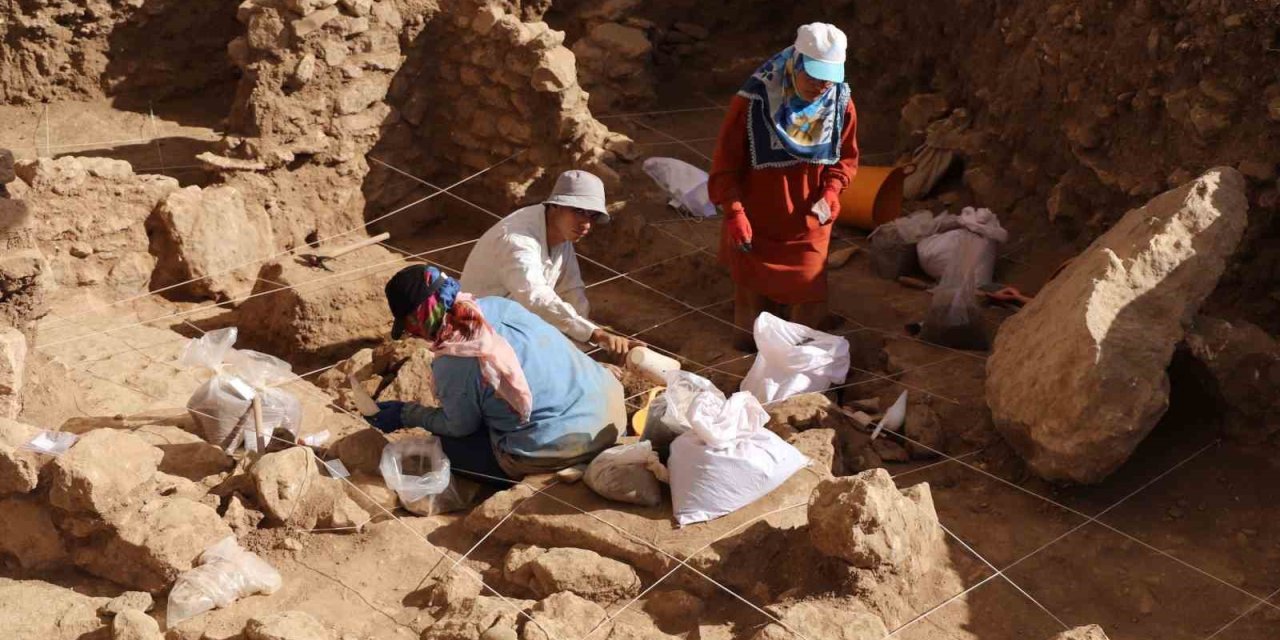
820;186;841;222
592;328;635;357
985;287;1030;305
365;400;405;433
723;202;752;252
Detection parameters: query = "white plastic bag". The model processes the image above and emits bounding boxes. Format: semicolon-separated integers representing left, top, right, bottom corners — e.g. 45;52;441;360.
166;536;282;628
584;441;667;506
180;328;303;453
869;210;955;279
664;371;808;526
642;157;716;218
379;436;469;516
917;207;1007;282
741;313;850;404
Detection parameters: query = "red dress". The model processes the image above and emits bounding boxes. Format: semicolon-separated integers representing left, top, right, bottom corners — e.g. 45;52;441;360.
708;95;859;304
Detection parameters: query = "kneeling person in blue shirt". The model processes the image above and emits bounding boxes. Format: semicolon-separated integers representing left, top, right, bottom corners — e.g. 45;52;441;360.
368;265;625;482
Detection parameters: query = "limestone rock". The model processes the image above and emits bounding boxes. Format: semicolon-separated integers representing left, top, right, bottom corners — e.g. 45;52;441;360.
503;543;549;591
132;424;233;480
424;595;534;640
283;0;337;16
336;75;391;114
0;417;43;495
49;429;163;515
113;609;162;640
752;601;887;640
0;326;26;418
0;578;109;640
807;469;943;576
425;570;483;608
343;470;397;514
330;429;389;474
293;6;340;36
223;494;266;536
526;547;641;601
643;589;703;620
0;496;69;570
151;185;274;302
245;611;334;640
1048;626;1111;640
522;592;610;640
250;446;371;529
986;168;1249;483
1185;316;1280;443
73;497;233;592
531;47;576;93
99;591;155;615
237;245;406;362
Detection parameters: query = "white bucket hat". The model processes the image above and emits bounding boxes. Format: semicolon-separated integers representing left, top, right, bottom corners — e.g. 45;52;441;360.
794;23;847;83
544;169;610;223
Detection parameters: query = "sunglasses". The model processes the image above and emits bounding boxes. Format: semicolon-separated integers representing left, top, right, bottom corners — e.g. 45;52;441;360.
568;206;606;222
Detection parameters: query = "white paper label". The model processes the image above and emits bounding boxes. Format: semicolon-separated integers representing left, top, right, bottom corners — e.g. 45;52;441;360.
22;430;78;455
226;377;257;402
302;430;331;447
322;459;350;479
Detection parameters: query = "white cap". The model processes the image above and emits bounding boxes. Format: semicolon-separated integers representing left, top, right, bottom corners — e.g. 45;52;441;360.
544;169;611;223
794;23;847;83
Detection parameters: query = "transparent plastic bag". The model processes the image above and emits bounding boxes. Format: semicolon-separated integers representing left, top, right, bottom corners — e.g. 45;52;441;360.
741;312;850;404
379;436;470;516
166;536;282;628
584;441;666;507
642;157;716;218
179;328;303;453
921;231;992;350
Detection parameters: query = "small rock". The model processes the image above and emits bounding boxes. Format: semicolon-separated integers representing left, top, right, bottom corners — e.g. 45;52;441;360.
871;437;910;462
1048;625;1112;640
335;75;391;115
522;592;611;640
530;47;576;93
69;243;94;258
426;570;483;607
223;494;265;536
291;53;317;87
251;447;370;530
245;611;334;640
0;417;42;495
643;589;703;620
292;6;339;37
337;0;370;15
527;548;642;601
283;0;337;16
753;601;886;640
100;591;154;615
112;609;162;640
1237;159;1276;182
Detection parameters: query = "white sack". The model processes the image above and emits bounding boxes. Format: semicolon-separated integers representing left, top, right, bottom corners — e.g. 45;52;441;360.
665;371;808;526
741;312;850;404
917;207;1007;282
584;441;666;506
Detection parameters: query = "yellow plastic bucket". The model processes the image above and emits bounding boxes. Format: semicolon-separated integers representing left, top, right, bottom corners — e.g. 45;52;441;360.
837;165;905;231
630;386;664;436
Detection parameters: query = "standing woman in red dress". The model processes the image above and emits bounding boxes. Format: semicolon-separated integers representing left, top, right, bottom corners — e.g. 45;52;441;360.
709;22;859;339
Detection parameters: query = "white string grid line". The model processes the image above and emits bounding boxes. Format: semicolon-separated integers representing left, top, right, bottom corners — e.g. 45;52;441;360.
623;117;712;163
1204;583;1280;639
38;151;525;333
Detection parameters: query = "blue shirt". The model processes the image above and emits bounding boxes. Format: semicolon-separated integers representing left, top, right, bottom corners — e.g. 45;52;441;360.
408;297;617;460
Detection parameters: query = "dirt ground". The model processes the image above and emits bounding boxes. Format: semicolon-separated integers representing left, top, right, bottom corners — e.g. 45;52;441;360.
3;5;1279;639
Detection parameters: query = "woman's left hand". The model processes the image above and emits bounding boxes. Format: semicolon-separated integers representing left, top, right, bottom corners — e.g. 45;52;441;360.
820;187;841;223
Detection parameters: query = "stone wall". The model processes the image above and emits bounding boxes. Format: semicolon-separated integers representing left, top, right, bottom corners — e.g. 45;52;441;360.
369;0;634;222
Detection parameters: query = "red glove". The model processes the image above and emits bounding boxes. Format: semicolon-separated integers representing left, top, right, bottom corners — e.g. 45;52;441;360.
724;203;752;251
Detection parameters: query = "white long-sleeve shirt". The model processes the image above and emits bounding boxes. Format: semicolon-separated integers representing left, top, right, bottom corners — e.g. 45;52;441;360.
460;204;599;343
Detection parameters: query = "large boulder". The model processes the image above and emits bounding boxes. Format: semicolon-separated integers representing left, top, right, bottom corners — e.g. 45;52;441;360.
1048;626;1111;640
1184;316;1280;443
0;417;44;495
986;168;1249;483
250;446;370;530
0;496;69;570
73;496;233;593
236;244;407;363
49;429;163;515
752;601;887;640
150;185;274;302
807;469;944;577
0;578;110;640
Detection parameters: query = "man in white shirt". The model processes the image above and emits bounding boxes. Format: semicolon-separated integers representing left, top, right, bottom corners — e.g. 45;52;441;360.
460;170;637;356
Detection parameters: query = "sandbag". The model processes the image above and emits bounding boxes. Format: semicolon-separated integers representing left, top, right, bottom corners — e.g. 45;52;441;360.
642;157;716;218
584;441;667;506
167;536;282;627
921;230;992;350
379;436;473;516
664;371;808;526
741;312;850;404
179;328;303;453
